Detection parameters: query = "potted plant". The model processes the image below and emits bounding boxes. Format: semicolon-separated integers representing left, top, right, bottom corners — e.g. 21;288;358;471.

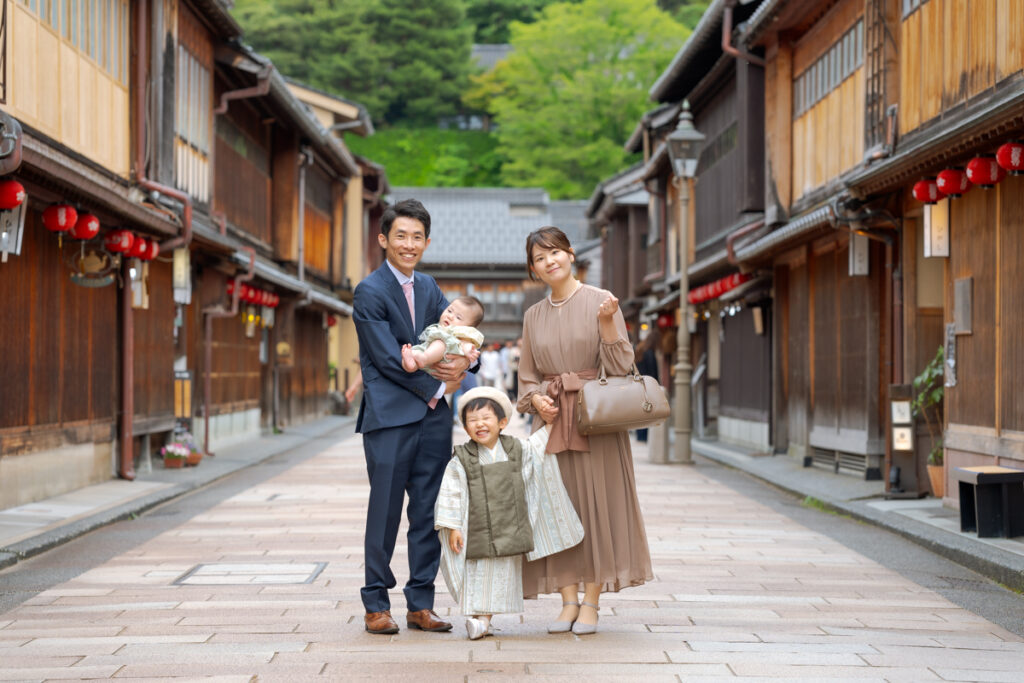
160;442;188;469
180;431;203;466
912;346;945;497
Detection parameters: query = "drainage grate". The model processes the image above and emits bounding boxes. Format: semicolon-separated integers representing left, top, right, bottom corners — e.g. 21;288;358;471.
173;562;327;585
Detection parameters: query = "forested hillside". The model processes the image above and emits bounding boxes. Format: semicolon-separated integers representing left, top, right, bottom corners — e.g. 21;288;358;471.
233;0;705;197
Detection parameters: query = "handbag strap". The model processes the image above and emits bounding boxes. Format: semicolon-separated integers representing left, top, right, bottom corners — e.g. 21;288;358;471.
592;361;656;414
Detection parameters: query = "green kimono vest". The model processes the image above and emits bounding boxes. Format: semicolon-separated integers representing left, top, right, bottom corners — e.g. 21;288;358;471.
453;435;535;560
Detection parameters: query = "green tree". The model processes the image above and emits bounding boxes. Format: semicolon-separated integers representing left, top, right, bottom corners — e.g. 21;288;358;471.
363;0;475;124
233;0;474;125
657;0;709;29
233;0;383;114
467;0;687;198
346;126;503;187
465;0;554;43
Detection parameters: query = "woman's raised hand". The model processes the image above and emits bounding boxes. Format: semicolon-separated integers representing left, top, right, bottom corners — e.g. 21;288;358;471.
597;295;619;321
532;393;560;424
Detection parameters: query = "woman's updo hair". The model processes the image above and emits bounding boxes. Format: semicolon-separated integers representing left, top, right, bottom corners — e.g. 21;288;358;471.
525;226;573;281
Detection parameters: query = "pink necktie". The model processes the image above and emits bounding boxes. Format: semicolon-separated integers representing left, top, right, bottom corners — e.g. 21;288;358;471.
403;280;438;409
401;281;415;327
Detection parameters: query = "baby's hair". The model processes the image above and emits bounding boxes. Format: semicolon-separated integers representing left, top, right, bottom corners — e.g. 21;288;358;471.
455;296;485;326
461;397;505;426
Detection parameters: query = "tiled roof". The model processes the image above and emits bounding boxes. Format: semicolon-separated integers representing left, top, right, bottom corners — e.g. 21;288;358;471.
390;187;590;266
471;44;513;71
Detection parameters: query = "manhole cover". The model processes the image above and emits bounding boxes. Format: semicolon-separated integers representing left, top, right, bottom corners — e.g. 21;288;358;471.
173;562;327;585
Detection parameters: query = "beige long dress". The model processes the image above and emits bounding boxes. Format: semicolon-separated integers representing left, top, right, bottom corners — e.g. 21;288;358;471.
517;284;653;597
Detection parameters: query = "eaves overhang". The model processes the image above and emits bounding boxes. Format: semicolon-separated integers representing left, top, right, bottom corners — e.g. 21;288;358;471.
19;131;177;237
216;44;360;178
190;0;244;40
845;78;1024;197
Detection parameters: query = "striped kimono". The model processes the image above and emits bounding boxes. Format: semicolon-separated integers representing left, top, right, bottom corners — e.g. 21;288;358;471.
434;427;584;616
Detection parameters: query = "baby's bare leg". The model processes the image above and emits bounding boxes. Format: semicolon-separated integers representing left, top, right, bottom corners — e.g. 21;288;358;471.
401;340;448;373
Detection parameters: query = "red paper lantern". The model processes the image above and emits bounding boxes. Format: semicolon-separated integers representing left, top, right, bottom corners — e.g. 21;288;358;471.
241;284;254;303
128;236;149;259
936;168;970;198
141;240;160;261
0;180;26;209
270;293;279;308
656;312;675;329
326;315;337;328
42;204;78;232
227;280;235;296
912;178;943;204
996;141;1024;175
70;213;100;240
965;156;1004;189
104;229;135;253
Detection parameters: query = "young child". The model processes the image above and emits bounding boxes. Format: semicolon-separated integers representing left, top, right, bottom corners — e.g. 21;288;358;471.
434;387;584;640
401;296;486;373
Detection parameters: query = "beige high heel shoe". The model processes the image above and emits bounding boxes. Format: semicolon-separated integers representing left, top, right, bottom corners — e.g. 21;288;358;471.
547;601;580;633
571;601;600;635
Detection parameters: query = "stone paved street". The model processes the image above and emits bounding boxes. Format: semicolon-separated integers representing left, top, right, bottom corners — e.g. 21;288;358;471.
1;420;1023;681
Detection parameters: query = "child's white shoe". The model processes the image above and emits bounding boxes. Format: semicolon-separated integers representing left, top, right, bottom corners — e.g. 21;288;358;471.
466;617;493;640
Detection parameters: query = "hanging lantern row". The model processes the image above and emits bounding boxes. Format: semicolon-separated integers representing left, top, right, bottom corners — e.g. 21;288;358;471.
913;141;1024;204
42;204;102;239
104;228;160;260
227;280;280;308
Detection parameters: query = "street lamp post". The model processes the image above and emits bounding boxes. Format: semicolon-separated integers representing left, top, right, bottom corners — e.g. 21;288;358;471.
665;101;704;465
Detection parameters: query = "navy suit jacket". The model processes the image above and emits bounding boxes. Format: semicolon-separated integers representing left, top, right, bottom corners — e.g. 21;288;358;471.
353;263;450;434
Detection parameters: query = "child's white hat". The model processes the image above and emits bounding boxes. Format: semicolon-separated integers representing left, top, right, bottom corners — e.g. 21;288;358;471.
458;386;515;421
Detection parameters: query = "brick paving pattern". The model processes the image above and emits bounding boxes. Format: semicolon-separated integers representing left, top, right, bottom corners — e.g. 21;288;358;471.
1;421;1023;681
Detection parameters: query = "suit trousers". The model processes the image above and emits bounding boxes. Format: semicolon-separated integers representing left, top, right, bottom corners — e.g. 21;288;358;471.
360;400;452;613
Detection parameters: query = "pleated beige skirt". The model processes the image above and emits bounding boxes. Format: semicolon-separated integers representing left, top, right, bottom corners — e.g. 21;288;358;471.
523;431;653;597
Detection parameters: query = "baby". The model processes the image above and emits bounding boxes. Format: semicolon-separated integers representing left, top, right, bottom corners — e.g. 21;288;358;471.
401;296;485;373
434;387;584;640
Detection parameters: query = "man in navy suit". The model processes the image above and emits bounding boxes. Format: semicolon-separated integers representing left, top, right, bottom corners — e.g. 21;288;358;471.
354;199;470;634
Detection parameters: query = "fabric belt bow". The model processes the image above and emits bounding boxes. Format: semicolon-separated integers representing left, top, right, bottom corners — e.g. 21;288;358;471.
543;369;598;454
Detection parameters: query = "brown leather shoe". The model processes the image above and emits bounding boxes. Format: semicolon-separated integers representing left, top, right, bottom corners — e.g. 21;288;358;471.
364;610;399;634
406;608;453;632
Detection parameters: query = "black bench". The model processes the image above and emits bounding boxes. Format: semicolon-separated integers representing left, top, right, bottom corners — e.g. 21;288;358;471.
954;466;1024;538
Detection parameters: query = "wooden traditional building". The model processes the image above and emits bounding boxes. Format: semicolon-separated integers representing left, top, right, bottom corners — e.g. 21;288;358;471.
0;0;360;510
605;0;771;454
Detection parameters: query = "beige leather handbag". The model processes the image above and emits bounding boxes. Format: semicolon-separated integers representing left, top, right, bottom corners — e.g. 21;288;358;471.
576;362;670;435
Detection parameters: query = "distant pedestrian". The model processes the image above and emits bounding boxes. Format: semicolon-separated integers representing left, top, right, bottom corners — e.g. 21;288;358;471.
478;343;503;389
634;332;659;443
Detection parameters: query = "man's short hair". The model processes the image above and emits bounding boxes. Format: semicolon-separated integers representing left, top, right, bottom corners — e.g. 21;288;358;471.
381;199;431;238
461;397;505;426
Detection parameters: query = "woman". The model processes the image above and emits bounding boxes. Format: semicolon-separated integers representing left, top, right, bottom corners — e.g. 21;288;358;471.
517;226;653;635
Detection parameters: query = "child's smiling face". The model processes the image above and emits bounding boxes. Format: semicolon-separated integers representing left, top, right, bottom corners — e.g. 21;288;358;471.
464;404;508;449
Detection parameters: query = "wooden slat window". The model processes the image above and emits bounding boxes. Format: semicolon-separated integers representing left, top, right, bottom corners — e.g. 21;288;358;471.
1;1;7;104
793;19;863;118
17;0;128;85
174;45;212;204
902;0;930;18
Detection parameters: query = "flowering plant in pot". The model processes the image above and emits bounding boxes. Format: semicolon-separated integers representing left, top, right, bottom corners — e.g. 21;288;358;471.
161;432;203;468
160;442;189;469
911;346;945;497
